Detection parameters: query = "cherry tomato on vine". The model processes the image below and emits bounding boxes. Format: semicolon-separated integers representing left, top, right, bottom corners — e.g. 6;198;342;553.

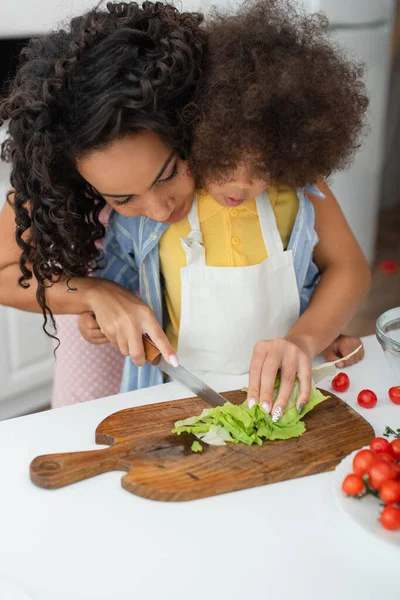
378;452;395;464
352;449;376;476
380;505;400;531
332;372;350;393
342;474;364;496
357;389;377;409
390;438;400;460
379;480;400;504
368;461;397;490
370;437;392;455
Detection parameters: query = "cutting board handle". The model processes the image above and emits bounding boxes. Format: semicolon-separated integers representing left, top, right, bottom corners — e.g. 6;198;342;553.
30;446;121;489
143;335;162;366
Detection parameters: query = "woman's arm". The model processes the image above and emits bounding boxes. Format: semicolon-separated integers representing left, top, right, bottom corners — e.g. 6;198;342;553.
0;196;175;365
0;197;101;313
285;180;371;355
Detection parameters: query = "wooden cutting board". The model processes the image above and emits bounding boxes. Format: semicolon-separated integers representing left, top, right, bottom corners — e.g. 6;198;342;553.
30;389;374;502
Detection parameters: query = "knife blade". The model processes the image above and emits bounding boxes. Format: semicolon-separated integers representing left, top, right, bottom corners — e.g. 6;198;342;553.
143;336;227;407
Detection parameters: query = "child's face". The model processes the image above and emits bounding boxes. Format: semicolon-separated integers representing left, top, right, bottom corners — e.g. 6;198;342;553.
204;164;269;208
76;131;195;223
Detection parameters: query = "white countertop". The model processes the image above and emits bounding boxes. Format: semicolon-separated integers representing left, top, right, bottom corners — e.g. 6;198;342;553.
0;335;398;600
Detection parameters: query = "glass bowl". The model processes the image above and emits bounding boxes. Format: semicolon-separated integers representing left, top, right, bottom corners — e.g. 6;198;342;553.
376;307;400;382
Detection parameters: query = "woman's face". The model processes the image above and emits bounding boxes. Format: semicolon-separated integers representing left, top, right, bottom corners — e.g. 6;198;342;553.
76;131;195;223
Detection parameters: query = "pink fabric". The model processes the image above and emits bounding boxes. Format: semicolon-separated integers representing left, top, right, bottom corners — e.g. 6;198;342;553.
52;315;125;408
52;205;124;408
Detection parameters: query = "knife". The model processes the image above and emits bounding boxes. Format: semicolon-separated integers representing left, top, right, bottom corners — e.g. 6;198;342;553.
143;336;227;407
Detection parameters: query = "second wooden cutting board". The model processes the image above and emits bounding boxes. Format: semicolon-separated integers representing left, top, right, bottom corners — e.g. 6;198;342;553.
30;389;374;501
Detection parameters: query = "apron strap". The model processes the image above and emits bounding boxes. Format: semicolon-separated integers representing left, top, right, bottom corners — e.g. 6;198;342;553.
256;190;284;259
187;195;201;232
181;194;206;266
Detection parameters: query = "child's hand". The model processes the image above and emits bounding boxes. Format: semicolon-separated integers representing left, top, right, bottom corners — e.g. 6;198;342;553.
85;279;177;367
78;312;109;345
322;335;364;368
247;337;312;423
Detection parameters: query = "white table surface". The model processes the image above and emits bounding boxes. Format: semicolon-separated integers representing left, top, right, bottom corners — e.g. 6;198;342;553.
0;334;398;600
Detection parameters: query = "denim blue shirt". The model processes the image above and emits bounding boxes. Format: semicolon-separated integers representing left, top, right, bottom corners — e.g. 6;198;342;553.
98;184;324;392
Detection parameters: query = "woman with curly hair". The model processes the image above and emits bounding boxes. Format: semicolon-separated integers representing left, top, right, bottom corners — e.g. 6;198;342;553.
0;1;205;405
91;0;370;418
0;0;369;418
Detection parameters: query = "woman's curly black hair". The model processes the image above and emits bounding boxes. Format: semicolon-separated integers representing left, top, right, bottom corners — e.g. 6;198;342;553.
0;1;205;329
189;0;368;188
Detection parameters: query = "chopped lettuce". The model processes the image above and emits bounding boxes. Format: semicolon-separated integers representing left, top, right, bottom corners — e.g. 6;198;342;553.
191;441;203;453
172;381;328;447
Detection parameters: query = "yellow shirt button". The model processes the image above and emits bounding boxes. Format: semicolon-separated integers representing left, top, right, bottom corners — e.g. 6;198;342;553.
230;208;238;217
231;236;240;246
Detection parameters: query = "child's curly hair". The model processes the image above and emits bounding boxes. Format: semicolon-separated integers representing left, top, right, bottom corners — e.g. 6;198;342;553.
0;2;205;330
189;0;368;188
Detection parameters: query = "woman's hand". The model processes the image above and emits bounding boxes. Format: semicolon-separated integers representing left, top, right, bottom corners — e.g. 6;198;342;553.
246;337;312;422
84;278;177;367
322;334;364;367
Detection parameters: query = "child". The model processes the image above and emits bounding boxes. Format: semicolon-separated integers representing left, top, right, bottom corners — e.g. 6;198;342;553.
85;0;370;420
0;0;368;418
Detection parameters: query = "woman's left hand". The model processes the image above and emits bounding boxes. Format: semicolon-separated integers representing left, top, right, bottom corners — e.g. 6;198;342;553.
322;334;364;367
246;337;312;422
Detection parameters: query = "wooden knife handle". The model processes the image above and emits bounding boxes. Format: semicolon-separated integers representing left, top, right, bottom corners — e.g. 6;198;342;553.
143;335;162;366
30;446;121;489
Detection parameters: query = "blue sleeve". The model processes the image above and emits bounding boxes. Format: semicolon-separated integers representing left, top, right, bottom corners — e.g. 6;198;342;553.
94;211;139;294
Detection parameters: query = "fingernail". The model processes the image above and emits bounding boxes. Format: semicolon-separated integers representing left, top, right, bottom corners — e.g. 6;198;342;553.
337;362;344;368
248;397;257;408
169;355;179;368
262;402;270;414
272;406;283;423
298;402;306;415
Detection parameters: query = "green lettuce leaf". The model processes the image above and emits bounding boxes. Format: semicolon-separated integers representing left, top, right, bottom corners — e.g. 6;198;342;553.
172;380;328;447
191;441;203;453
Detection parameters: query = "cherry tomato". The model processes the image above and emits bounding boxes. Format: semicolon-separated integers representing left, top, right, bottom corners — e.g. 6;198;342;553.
379;452;395;464
368;460;397;489
332;372;350;393
390;439;400;460
352;449;377;476
388;386;400;405
357;389;377;409
379;480;400;504
393;462;400;477
380;505;400;531
342;474;365;496
370;437;392;455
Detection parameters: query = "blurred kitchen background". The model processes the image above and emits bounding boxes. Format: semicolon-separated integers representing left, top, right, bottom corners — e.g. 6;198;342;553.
1;0;400;419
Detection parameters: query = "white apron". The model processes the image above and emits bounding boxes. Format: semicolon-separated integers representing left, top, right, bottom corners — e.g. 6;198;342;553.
177;190;300;375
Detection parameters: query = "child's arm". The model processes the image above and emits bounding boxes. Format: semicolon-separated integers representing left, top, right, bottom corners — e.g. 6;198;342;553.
0;198;176;366
288;181;371;354
247;182;371;419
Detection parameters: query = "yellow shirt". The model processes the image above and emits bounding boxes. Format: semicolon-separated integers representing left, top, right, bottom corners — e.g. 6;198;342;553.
159;184;299;350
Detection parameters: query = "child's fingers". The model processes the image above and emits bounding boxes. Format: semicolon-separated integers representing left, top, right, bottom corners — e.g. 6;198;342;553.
272;352;298;422
88;336;110;345
247;341;271;409
259;354;282;415
86;329;110;344
296;354;312;412
84;312;99;329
